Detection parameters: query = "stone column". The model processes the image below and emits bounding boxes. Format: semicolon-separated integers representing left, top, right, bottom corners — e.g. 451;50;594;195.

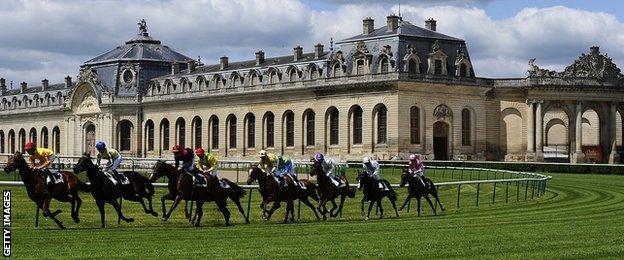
535;100;544;161
572;101;585;163
525;100;535;161
608;102;620;164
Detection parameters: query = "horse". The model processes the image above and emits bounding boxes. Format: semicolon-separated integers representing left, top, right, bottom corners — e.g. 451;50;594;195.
149;160;241;226
247;165;320;223
308;160;356;220
399;170;445;216
356;171;399;220
73;153;140;227
3;151;86;229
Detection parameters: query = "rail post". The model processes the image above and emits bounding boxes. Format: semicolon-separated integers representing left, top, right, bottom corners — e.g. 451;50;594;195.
531;180;536;199
492;182;496;204
246;188;253;221
516;180;520;202
236;163;240;183
118;198;123;224
456;184;461;208
476;183;480;206
524;180;529;201
505;181;509;204
34;206;39;227
297;200;301;220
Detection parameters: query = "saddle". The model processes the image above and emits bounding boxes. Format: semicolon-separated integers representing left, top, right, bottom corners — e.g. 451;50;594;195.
378;181;390;191
103;171;130;186
330;176;345;188
44;171;64;186
192;174;208;188
218;179;230;189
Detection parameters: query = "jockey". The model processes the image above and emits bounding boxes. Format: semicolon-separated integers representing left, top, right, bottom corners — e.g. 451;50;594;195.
173;145;203;185
24;142;55;182
314;153;345;188
276;155;299;188
95;141;122;176
258;150;281;186
362;157;382;189
195;147;217;177
408;154;427;187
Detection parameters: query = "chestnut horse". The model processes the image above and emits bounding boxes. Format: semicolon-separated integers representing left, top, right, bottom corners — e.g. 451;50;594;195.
308;161;356;220
399;170;444;216
149;161;247;226
356;171;399;220
3;151;86;229
247;165;320;223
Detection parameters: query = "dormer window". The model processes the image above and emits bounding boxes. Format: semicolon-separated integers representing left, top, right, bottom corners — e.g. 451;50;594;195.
460;63;468;77
434;60;442;75
427;40;448;75
356;59;366;75
454;49;472;77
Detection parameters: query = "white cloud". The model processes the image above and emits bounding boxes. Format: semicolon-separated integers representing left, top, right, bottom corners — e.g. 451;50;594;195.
1;1;624;86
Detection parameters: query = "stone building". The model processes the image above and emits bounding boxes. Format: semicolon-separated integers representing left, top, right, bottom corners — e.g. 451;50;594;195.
0;16;623;163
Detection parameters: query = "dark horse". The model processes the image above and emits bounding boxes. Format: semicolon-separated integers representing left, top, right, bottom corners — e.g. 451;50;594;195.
3;151;86;229
356;171;399;220
308;161;356;220
399;170;445;216
247;165;320;223
150;160;248;226
73;153;154;227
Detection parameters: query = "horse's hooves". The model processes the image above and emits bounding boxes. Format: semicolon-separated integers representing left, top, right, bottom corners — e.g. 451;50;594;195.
72;216;80;223
365;217;370;221
125;218;135;223
60;226;67;230
151;212;158;217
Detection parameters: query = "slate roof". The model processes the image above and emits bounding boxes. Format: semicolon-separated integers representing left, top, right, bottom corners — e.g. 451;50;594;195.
84;32;192;65
3;83;70;96
339;20;463;42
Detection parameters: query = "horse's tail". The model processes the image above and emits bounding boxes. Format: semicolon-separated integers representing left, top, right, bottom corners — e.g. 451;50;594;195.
144;178;156;196
382;179;397;200
304;180;320;202
77;180;90;192
225;179;246;198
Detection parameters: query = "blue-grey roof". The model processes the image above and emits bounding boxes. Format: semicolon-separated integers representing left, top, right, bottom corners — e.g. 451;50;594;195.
339;20;463;43
84;32;192;65
3;83;70;96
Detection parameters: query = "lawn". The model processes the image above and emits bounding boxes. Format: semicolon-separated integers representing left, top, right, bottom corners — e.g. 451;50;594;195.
2;172;623;259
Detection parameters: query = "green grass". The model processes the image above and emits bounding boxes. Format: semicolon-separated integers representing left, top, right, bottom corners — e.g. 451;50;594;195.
3;172;624;259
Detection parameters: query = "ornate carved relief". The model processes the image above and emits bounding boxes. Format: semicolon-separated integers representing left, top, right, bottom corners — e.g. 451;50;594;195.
433;104;453;120
119;62;137;90
78;67;101;86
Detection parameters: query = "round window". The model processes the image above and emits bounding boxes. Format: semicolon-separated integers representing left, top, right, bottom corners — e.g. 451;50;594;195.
122;70;134;84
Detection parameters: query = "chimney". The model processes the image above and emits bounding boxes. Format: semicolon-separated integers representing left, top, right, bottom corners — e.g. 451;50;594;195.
314;43;324;59
20;82;27;93
293;46;303;61
42;79;49;90
425;18;437;31
255;50;265;65
220;56;229;70
387;14;400;32
0;78;6;95
171;62;180;75
65;76;72;87
188;60;197;72
363;17;374;34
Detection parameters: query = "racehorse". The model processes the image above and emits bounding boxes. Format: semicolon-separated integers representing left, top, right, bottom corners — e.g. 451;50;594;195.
399;170;445;216
356;171;399;220
73;153;147;227
308;160;356;220
247;165;320;223
3;151;86;229
149;160;246;226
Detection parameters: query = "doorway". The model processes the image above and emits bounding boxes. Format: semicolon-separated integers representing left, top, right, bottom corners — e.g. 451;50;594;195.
433;121;449;160
85;124;96;156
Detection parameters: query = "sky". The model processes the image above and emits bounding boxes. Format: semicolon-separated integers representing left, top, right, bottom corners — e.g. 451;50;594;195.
2;0;624;87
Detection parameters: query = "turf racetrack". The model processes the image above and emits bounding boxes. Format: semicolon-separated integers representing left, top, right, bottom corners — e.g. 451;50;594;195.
3;172;624;258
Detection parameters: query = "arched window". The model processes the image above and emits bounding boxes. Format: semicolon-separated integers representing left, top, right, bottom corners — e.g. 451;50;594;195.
250;72;261;85
231;74;242;88
289;69;298;82
434;60;443;75
176;118;186;147
118;120;133;151
410;106;421;144
160;119;170;151
18;129;26;151
29;127;37;144
8;130;16;153
332;63;342;77
265;112;275;148
376;105;387;144
246;113;255;148
460;63;468;77
408;58;418;74
356;59;365;75
192;117;202;149
309;66;319;80
0;130;4;153
269;70;280;84
329;108;339;145
145;120;154;151
379;58;389;73
305;110;315;146
285;111;295;147
352;106;363;145
52;127;60;153
210;116;219;149
462;108;471;146
228;115;237;149
41;127;49;148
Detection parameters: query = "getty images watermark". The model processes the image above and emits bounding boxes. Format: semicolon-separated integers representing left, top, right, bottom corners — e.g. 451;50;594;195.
2;190;10;257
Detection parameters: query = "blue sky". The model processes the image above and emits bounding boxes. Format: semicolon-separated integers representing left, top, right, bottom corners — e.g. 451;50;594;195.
1;0;624;86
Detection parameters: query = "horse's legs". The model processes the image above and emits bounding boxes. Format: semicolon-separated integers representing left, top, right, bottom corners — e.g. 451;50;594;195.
389;196;399;217
96;200;106;228
266;201;281;221
283;200;292;224
215;199;231;226
399;194;412;211
300;196;320;220
333;195;347;218
417;196;422;217
163;195;183;221
111;199;134;223
366;199;375;220
72;194;82;223
193;200;204;227
432;190;445;211
361;198;366;216
184;200;192;220
328;198;338;216
123;194;151;215
231;197;250;224
424;195;437;216
146;195;158;216
377;199;384;219
160;193;174;217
